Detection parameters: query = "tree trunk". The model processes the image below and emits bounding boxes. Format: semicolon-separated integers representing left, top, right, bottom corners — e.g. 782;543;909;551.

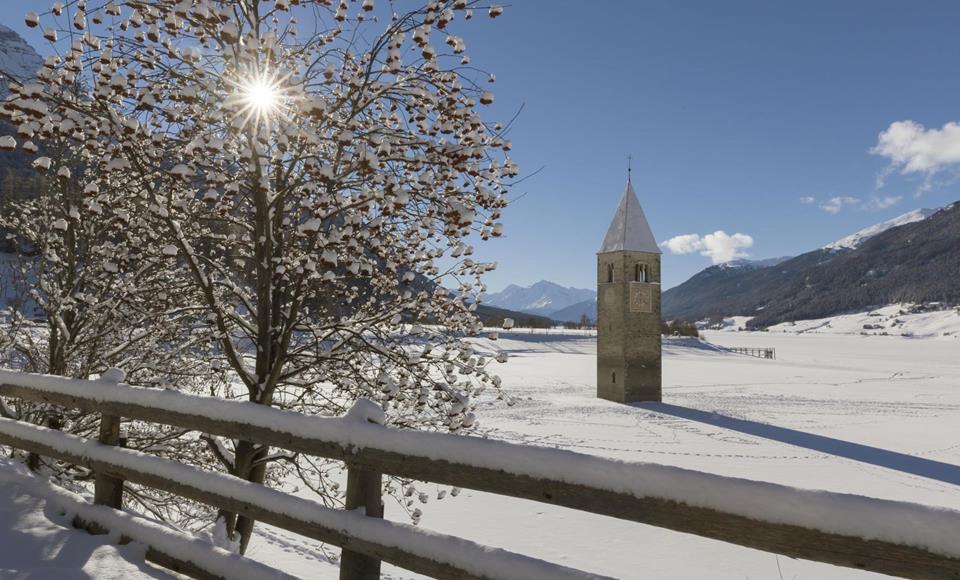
216;510;237;541
227;439;270;553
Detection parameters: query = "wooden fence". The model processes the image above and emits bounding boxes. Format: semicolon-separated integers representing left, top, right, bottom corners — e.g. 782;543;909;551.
0;371;959;579
727;346;776;359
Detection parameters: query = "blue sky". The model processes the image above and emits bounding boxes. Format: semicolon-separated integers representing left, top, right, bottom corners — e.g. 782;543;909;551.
5;1;960;290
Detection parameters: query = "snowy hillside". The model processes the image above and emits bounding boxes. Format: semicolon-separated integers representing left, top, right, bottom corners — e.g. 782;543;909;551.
0;24;42;94
0;24;43;181
718;256;792;269
824;207;938;251
767;303;960;338
483;280;595;317
705;303;960;338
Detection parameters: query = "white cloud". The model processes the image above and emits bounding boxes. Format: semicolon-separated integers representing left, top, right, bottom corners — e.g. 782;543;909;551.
799;196;816;204
820;196;860;214
815;194;903;214
660;231;754;264
872;120;960;176
659;233;702;255
864;195;902;210
701;231;754;263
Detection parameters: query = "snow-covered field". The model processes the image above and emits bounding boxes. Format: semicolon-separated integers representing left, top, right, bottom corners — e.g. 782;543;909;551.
710;303;960;339
767;304;960;339
1;328;957;578
241;330;960;579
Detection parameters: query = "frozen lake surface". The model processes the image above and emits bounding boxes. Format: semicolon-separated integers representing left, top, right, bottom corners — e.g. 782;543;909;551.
4;330;953;578
246;330;960;579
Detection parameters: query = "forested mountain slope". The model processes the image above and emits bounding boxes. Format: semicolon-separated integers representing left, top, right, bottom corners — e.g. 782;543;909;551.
663;203;960;327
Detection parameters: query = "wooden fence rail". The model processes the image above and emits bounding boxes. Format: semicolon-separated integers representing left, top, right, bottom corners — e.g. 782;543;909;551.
1;371;959;579
0;419;581;580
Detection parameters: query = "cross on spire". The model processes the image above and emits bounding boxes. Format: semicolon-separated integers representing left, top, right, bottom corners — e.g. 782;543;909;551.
627;154;632;181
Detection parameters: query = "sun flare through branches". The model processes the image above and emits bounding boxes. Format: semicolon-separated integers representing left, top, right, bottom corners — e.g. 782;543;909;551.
243;77;280;114
228;69;291;130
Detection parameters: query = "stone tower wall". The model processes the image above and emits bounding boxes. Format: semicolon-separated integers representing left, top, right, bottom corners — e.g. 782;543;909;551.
597;251;662;403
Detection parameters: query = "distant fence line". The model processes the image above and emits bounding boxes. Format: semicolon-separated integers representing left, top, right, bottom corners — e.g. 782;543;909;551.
726;347;776;360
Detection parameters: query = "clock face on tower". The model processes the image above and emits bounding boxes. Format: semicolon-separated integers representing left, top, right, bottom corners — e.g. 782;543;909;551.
629;283;653;313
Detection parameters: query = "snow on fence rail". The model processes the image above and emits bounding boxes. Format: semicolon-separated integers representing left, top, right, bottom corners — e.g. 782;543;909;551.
1;369;960;579
0;461;297;580
0;418;596;580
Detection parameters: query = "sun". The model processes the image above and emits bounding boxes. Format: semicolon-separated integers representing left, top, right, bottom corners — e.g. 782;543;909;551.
241;76;281;116
226;68;292;130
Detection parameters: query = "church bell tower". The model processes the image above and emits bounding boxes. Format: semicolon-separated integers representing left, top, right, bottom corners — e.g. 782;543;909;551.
597;177;662;403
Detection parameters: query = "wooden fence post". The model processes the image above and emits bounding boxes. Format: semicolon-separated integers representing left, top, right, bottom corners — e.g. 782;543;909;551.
93;413;124;509
339;465;384;580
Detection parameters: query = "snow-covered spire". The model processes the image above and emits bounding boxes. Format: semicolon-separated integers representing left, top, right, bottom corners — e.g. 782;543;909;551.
598;177;660;254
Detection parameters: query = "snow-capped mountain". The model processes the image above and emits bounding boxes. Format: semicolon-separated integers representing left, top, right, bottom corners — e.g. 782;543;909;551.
823;208;937;251
664;202;960;327
0;24;43;95
0;25;43;185
483;280;595;317
719;256;793;270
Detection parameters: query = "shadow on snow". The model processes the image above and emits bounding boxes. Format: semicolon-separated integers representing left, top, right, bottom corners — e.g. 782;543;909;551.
635;402;960;487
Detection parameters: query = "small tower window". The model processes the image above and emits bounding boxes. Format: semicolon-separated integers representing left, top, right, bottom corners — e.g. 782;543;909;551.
634;263;647;283
606;263;614;283
611;371;616;384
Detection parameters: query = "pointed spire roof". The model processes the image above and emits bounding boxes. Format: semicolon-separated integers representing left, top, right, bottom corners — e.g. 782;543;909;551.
598;178;661;254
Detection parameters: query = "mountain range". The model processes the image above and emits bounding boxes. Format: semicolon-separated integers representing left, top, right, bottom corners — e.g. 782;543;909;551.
483;280;596;321
482;280;600;324
0;24;42;94
821;208;937;251
662;204;959;327
0;25;43;192
488;257;797;324
490;204;959;327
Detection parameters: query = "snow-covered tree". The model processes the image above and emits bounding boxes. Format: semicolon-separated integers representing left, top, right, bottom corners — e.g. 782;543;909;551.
0;108;173;381
4;0;514;550
0;77;226;526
